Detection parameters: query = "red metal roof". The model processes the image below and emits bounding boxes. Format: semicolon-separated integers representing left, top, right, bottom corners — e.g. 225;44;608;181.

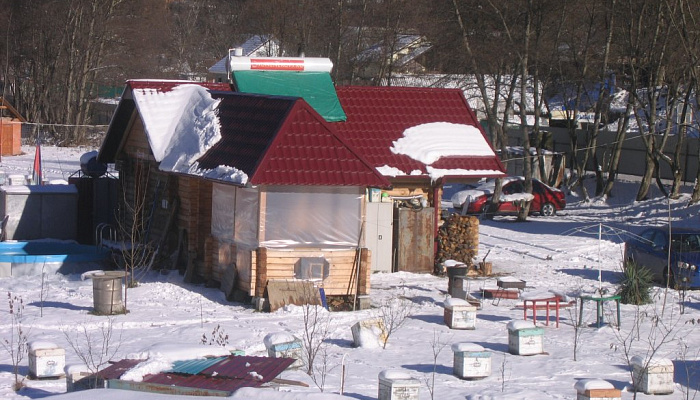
99;80;390;188
197;92;390;187
98;356;295;395
334;86;505;178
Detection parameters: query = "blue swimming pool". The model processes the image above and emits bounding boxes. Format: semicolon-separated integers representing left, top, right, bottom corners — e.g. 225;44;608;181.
0;241;111;277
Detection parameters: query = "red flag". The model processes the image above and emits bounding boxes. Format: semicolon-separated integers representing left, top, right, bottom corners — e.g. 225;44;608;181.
32;139;42;185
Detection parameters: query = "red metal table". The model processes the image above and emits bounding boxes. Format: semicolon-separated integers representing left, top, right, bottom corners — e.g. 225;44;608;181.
522;294;561;328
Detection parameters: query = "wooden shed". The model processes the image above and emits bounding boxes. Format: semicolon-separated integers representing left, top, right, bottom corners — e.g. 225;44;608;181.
0;98;25;156
97;80;389;307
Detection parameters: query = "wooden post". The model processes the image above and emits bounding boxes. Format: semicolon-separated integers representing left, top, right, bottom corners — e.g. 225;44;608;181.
255;247;268;298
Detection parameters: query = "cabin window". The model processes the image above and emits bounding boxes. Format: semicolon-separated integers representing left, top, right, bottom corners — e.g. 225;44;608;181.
294;257;330;280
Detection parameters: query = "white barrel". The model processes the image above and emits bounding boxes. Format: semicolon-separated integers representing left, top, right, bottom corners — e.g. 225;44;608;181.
229;56;333;72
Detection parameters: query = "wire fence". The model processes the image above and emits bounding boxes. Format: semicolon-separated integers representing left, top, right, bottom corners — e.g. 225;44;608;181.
21;122;108;147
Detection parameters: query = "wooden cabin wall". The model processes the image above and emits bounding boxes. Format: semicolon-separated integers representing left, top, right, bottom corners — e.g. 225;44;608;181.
250;248;370;298
177;176;213;280
118;117;175;256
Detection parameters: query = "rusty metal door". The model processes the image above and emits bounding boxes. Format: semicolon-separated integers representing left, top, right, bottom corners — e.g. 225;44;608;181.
394;207;434;273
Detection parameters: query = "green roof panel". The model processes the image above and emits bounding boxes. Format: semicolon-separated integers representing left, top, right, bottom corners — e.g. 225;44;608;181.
232;71;346;122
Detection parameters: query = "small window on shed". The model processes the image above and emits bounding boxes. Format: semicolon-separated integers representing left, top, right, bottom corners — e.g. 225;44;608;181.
294;257;330;280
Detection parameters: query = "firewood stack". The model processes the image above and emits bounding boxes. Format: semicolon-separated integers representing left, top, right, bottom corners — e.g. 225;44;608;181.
436;215;479;273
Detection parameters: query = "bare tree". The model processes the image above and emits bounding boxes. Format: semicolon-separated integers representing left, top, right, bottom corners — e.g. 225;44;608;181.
424;330;451;400
63;318;123;388
299;286;333;379
375;297;414;349
115;156;156;293
611;301;684;400
2;293;28;391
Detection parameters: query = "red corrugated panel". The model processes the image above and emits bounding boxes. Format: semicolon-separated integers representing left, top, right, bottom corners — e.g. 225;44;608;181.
98;359;142;380
101;356;295;395
200;356;295;380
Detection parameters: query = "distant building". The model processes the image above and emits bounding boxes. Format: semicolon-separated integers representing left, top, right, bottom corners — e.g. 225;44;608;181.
207;35;281;83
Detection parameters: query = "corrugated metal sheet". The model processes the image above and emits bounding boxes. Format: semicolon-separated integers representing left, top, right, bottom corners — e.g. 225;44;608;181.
168;357;227;375
97;359;142;380
335;86;506;178
99;355;296;396
233;70;347;122
200;356;295;380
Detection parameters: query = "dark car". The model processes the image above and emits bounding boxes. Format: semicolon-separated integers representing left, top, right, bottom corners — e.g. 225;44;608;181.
450;177;566;217
624;227;700;288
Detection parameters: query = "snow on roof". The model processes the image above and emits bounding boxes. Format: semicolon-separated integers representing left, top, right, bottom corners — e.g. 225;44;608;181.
388;122;503;180
121;343;231;382
391;122;496;164
132;84;248;185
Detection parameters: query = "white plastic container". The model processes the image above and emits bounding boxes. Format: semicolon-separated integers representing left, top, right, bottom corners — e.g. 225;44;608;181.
28;341;65;379
507;320;544;356
263;332;303;369
444;298;477;329
574;379;621;400
378;369;420;400
631;356;674;395
452;343;491;379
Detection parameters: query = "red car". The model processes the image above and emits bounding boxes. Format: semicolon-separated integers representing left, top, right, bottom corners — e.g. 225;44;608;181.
450;177;566;216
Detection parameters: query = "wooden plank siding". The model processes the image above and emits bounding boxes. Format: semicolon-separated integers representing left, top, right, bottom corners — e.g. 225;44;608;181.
177;177;214;280
119;116;176;257
249;248;371;298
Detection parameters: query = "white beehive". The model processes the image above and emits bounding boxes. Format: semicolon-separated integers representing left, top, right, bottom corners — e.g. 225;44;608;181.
444;298;477;330
631;356;675;395
378;369;420;400
263;332;303;369
507;320;544;356
452;342;491;379
28;341;65;379
65;364;95;392
574;379;621;400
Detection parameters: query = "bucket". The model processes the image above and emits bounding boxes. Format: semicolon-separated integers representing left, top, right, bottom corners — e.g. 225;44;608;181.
91;271;128;314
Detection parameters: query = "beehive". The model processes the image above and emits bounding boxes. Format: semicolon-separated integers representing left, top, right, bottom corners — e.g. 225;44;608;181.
574;379;621;400
263;332;303;369
631;356;674;395
28;341;65;379
65;364;95;392
507;320;544;356
452;343;491;379
378;369;420;400
444;298;477;329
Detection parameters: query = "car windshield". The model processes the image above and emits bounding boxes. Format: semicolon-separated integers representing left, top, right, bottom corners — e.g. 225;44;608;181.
670;233;700;252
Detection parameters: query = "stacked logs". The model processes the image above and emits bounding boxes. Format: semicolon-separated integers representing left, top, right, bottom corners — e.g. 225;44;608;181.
436;214;479;273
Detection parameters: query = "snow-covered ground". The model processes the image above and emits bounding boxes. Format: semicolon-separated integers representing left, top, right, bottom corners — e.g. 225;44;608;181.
1;146;699;399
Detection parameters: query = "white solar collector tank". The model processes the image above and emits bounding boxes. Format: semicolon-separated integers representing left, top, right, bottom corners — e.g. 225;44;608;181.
229;56;333;72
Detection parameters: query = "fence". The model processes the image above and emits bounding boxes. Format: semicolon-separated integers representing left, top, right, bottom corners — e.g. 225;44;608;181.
506;127;699;184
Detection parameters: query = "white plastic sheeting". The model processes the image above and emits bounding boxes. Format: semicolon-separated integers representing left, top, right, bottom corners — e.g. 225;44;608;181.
262;187;362;248
211;184;258;249
211;184;362;249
